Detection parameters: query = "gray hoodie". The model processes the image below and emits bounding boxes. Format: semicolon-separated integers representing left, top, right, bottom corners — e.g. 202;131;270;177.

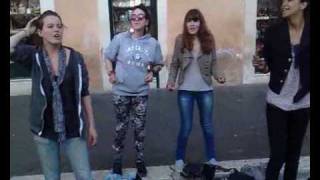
104;31;163;96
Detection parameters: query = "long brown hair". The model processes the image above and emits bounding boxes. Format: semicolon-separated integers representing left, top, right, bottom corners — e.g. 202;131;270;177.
182;9;215;54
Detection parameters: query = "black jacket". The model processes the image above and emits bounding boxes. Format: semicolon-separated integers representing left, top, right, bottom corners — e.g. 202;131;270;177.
263;20;310;103
11;45;90;138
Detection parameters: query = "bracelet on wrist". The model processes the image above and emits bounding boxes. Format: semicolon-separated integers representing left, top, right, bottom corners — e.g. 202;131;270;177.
147;64;153;73
107;70;115;76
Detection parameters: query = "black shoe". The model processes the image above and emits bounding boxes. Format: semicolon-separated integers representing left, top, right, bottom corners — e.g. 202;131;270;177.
202;164;216;180
135;173;142;180
112;162;122;175
136;161;147;177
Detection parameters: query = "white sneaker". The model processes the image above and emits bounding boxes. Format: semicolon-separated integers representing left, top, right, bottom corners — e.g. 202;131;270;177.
175;160;185;173
207;158;220;166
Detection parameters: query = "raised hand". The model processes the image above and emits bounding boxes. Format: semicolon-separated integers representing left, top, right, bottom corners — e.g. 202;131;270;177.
24;16;39;36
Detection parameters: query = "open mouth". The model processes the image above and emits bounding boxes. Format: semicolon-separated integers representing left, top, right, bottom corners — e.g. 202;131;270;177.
54;34;61;39
133;22;141;26
281;7;290;12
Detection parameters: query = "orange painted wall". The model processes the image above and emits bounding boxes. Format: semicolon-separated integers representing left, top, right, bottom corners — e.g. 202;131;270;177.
54;0;103;91
51;0;248;90
166;0;245;85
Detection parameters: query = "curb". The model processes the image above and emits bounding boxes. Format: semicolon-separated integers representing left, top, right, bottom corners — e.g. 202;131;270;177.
10;156;309;180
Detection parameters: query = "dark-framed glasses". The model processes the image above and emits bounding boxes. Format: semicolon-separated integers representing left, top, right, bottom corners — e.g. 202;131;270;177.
129;14;146;21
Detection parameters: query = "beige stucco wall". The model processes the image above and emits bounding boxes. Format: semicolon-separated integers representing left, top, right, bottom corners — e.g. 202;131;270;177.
50;0;253;91
54;0;103;91
10;0;259;95
166;0;246;85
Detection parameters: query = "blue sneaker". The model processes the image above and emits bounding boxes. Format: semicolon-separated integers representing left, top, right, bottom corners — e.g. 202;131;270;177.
104;173;122;180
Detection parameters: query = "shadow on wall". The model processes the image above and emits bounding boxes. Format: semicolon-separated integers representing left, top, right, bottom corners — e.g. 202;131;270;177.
216;48;243;86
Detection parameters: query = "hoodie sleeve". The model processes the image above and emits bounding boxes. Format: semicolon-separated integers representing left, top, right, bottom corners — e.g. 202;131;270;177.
153;42;164;65
103;34;121;62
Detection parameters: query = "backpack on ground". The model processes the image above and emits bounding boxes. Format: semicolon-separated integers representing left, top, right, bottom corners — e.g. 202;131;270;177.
180;163;216;179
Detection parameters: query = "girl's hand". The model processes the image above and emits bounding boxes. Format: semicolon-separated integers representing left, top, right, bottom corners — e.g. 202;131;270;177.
23;16;38;36
166;82;176;91
216;76;226;84
252;55;267;70
108;71;116;84
87;126;98;147
144;71;153;83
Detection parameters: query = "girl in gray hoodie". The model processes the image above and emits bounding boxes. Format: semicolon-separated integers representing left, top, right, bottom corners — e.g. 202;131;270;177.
103;4;163;178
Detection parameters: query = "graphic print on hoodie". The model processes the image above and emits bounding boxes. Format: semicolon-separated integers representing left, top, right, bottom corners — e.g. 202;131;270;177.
104;32;163;96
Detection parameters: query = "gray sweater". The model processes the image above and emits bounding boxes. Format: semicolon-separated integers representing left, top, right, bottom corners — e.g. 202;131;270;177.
104;32;163;96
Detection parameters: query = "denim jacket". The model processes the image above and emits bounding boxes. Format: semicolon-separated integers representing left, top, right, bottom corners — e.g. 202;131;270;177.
167;34;224;86
11;45;90;137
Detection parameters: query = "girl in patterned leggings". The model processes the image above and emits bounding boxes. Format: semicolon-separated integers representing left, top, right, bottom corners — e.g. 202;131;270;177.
103;4;163;177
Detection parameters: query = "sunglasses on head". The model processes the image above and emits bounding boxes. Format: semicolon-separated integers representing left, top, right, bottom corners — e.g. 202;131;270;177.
187;17;200;22
129;14;146;21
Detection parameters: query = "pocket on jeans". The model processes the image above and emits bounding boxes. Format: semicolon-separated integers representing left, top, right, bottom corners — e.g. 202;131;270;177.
33;135;51;144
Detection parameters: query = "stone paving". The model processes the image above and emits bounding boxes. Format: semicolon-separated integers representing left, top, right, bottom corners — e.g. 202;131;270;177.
11;156;309;180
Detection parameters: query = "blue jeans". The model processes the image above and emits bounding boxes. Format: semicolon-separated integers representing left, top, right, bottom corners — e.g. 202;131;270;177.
176;90;216;161
33;135;93;180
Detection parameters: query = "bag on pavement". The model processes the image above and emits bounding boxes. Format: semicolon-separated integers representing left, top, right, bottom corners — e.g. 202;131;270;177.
180;163;216;179
180;163;203;178
214;166;254;180
240;163;267;180
202;163;216;180
228;169;255;180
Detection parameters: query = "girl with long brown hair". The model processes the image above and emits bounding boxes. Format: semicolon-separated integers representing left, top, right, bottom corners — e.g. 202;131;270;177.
167;9;225;176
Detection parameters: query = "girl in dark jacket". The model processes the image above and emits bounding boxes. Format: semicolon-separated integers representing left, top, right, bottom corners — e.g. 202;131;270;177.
10;10;97;180
253;0;309;179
